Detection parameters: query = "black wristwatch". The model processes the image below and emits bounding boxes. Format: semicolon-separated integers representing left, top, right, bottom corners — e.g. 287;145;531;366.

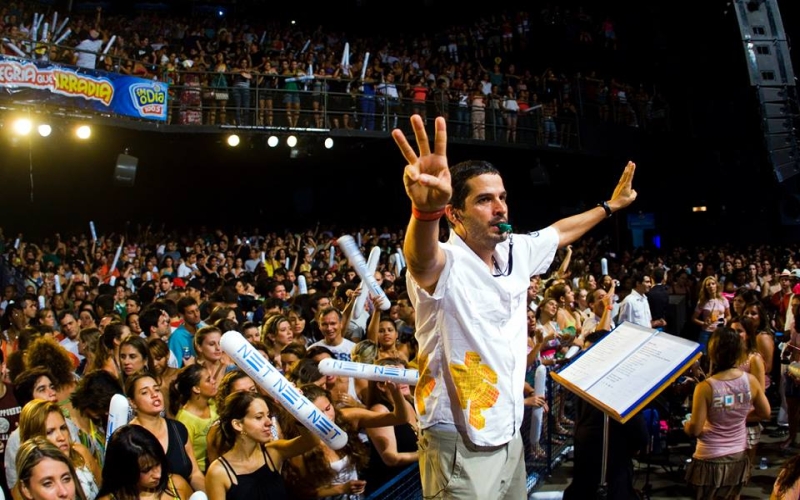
599;201;613;218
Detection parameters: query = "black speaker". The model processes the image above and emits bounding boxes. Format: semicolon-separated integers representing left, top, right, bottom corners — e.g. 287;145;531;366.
114;153;138;186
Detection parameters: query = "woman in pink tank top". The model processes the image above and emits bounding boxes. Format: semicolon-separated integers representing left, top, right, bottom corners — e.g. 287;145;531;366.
684;327;770;500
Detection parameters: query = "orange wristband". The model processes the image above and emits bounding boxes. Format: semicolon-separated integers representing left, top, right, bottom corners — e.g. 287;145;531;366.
412;206;446;221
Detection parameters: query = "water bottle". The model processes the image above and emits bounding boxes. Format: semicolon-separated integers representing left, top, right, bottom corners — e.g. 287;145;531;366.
182;347;191;362
759;457;768;470
601;257;608;276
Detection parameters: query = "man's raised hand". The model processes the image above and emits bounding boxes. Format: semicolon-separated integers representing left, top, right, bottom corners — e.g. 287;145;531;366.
392;115;452;212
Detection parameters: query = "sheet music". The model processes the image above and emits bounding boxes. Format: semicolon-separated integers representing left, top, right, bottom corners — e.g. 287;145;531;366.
556;322;654;391
554;322;701;419
586;332;699;414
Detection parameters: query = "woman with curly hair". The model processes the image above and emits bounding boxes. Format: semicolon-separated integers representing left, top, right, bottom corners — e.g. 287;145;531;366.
286;381;411;498
26;337;80;407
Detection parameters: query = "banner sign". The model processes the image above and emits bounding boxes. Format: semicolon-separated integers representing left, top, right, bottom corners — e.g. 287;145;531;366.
0;56;169;121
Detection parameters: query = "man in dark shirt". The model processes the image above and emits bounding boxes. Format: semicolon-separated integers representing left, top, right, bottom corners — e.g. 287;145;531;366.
647;267;670;330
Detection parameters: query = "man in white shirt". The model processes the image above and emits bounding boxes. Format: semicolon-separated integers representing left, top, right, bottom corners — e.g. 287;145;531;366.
177;252;199;279
309;307;355;361
57;312;83;361
617;272;664;329
74;29;105;69
393;114;637;499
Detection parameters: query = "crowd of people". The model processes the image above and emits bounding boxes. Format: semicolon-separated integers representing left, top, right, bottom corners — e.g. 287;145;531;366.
0;209;797;498
0;1;670;140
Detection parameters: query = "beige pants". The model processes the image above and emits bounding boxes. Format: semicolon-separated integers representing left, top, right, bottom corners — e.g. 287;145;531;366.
419;427;527;499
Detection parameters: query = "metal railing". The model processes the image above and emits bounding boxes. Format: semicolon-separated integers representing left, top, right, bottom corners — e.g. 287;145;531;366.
0;40;669;147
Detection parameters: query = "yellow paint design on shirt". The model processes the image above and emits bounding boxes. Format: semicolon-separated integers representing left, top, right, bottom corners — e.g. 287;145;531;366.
415;352;436;415
450;351;499;430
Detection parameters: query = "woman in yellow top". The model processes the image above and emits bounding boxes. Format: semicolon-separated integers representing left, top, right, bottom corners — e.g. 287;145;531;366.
169;365;218;473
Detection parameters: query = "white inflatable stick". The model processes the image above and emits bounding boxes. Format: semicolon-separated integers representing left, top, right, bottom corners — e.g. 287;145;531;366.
529;364;547;446
319;358;418;385
105;393;130;455
221;331;348;449
337;236;390;310
353;246;381;319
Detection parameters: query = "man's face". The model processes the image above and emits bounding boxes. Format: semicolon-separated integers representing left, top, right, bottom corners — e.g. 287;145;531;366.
270;285;286;300
453;174;509;249
318;311;341;341
60;313;79;340
22;299;37;320
315;297;331;311
74;284;87;300
591;290;608;316
396;299;414;322
155;311;171;339
160;278;172;292
638;276;653;294
126;299;140;315
182;304;201;327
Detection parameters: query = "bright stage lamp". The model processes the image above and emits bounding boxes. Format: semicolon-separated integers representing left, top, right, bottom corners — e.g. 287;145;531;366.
76;125;91;139
324;137;334;149
267;136;279;147
286;135;298;148
227;134;240;147
37;124;52;137
12;118;32;136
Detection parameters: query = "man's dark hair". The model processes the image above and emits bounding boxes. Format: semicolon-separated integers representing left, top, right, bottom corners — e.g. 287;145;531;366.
56;310;76;324
653;267;666;284
263;297;284;312
632;271;649;287
176;296;198;315
449;160;501;211
266;280;286;296
306;345;335;360
155;299;178;318
13;367;55;407
70;370;125;427
220;286;238;304
139;308;164;336
94;294;115;316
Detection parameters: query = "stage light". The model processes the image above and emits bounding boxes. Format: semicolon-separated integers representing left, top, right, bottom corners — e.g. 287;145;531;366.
267;136;279;147
227;134;240;147
286;135;298;148
12;118;32;136
324;137;334;149
76;125;91;139
37;124;52;137
692;206;707;212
